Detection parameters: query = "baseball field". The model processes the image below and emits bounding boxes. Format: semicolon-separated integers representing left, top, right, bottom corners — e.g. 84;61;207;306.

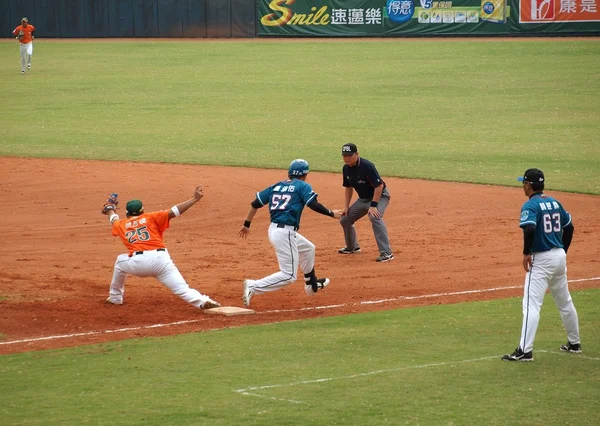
1;39;599;425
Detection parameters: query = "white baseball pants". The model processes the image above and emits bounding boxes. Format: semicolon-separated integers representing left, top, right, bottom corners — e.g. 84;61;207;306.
248;223;316;295
20;42;33;72
519;248;580;353
108;248;213;308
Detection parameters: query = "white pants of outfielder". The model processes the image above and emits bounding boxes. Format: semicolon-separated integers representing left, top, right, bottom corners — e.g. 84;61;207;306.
246;223;317;296
108;248;214;308
20;42;33;72
518;247;580;353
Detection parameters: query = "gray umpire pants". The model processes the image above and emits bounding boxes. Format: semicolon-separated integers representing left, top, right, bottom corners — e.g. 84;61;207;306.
340;188;392;255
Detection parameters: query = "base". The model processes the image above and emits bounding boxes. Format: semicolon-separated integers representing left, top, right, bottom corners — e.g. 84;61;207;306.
204;306;255;316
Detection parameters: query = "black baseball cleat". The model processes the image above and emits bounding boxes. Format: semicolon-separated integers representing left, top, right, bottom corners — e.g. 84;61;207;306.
559;342;582;353
338;246;361;254
502;348;533;362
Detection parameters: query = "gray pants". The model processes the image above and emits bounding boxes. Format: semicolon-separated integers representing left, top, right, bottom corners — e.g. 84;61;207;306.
340;189;392;255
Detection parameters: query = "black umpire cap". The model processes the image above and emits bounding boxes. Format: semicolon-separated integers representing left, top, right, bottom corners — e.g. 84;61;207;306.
342;143;358;155
517;168;545;184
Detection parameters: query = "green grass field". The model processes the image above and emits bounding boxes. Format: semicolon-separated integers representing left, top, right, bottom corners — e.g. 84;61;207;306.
1;40;599;193
1;40;599;425
1;290;598;425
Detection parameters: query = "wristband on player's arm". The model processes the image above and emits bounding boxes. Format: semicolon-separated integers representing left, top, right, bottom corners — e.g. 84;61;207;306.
243;220;251;228
522;225;536;255
370;201;378;208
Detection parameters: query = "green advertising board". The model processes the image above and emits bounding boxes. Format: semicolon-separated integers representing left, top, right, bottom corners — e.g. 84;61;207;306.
257;0;600;36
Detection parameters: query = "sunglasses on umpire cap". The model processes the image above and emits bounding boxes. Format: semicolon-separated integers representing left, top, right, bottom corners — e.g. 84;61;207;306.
517;168;544;184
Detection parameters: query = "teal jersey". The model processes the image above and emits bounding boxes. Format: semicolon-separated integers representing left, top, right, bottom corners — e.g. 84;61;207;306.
519;193;572;253
255;179;317;229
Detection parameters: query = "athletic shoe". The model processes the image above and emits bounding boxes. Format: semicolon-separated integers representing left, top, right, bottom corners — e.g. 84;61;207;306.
106;297;123;305
242;279;254;307
202;299;221;309
316;278;330;290
305;278;330;296
21;70;25;74
502;348;533;362
27;64;31;70
559;342;582;353
338;246;361;254
376;253;394;262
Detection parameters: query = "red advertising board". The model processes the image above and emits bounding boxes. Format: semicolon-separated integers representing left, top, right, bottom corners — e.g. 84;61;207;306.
520;0;600;22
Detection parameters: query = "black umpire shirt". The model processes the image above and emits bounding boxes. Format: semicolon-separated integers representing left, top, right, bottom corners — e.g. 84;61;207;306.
342;157;387;200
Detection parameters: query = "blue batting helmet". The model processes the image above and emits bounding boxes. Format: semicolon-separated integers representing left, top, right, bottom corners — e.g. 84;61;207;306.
288;159;309;177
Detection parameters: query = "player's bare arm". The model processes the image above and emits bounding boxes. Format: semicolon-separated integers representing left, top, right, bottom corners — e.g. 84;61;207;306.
169;185;204;219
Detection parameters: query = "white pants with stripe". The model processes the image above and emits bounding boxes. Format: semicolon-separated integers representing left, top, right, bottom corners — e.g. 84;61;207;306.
519;248;580;353
247;223;316;295
20;42;33;72
108;248;213;308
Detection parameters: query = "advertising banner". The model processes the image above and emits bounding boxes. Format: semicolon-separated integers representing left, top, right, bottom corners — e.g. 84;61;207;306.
519;0;600;23
257;0;512;36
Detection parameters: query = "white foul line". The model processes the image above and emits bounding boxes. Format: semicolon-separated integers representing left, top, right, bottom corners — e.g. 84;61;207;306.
235;350;599;403
1;276;599;347
235;355;500;403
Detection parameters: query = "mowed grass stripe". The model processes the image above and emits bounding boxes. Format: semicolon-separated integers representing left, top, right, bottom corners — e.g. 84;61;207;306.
1;289;598;425
1;40;599;193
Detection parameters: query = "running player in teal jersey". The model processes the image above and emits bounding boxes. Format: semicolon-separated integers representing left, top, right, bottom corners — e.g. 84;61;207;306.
238;159;342;307
503;168;581;362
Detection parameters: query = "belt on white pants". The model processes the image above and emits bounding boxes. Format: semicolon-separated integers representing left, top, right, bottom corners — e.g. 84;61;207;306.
272;223;298;231
129;248;166;257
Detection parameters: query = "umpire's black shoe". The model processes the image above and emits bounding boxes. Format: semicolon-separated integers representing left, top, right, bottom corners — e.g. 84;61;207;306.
338;246;361;254
376;253;394;262
560;342;582;353
502;348;533;362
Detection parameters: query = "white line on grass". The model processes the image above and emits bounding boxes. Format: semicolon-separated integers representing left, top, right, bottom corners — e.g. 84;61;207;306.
539;350;600;361
1;276;598;347
236;351;599;403
235;355;501;404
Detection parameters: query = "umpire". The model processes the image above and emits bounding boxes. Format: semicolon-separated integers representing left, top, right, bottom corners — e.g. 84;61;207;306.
338;143;394;262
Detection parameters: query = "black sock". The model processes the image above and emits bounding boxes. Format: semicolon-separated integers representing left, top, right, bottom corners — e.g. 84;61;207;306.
304;268;318;292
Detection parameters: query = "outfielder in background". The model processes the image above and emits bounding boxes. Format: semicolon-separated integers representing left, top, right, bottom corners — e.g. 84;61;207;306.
101;186;220;310
339;143;394;262
238;159;342;307
502;168;581;362
13;17;35;74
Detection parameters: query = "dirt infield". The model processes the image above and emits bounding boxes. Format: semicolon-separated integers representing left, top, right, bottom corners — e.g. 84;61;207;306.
1;157;598;354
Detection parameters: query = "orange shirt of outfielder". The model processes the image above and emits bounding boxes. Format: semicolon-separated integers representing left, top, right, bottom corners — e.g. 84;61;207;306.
13;24;35;44
111;211;170;256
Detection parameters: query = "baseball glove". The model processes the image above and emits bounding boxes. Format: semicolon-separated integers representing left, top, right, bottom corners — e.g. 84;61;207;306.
17;30;24;40
101;193;119;214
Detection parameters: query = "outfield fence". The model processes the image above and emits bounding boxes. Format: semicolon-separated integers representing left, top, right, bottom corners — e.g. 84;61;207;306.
2;0;599;38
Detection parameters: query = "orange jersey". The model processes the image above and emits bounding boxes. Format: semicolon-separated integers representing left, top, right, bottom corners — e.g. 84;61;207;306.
112;211;171;255
13;24;35;44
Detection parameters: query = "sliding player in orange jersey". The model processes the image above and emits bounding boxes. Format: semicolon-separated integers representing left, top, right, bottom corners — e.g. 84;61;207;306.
101;186;220;309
